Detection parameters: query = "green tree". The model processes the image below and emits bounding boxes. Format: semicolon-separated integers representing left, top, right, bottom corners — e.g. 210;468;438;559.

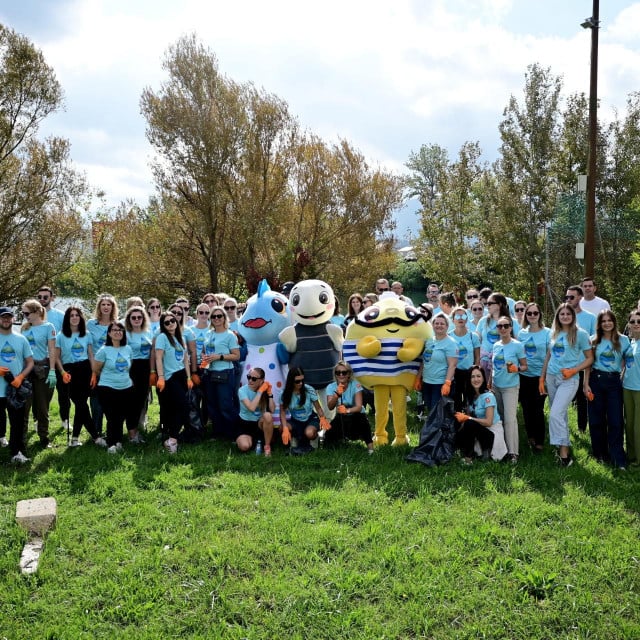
0;25;87;302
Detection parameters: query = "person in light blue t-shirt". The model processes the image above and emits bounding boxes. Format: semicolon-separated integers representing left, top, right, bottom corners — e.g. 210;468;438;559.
623;309;640;464
584;310;629;469
541;303;593;467
236;367;276;454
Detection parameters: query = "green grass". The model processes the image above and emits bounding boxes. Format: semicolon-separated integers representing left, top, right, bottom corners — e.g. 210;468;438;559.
1;398;639;639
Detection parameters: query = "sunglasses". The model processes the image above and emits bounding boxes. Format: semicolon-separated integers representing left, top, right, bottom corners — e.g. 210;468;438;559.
37;295;50;301
130;315;143;320
471;307;483;312
335;370;349;376
224;305;236;310
203;299;215;304
247;375;263;382
628;320;640;325
111;327;124;333
454;314;467;320
164;318;177;326
515;308;526;312
211;314;225;319
466;294;478;299
497;323;511;329
526;311;540;317
22;310;32;316
487;301;499;306
149;305;160;310
294;378;304;384
564;295;576;301
198;310;210;315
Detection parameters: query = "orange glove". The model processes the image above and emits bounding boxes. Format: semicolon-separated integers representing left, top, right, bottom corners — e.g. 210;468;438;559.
320;416;331;431
441;380;451;396
538;377;546;395
62;371;72;384
281;425;291;445
10;373;25;388
90;372;98;389
337;405;348;414
157;377;165;392
0;366;9;377
336;383;346;396
413;375;422;391
258;382;270;393
265;381;273;394
200;354;214;367
149;371;158;387
187;378;194;390
454;411;469;423
507;363;518;373
561;368;578;379
191;373;201;386
586;390;595;401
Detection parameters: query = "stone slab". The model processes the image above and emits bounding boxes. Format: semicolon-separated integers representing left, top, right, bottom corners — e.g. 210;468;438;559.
15;497;57;535
20;538;43;575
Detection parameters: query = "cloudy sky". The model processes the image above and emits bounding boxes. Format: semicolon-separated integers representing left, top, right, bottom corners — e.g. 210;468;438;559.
2;0;640;239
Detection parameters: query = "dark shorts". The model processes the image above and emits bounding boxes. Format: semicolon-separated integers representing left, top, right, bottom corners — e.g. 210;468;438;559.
236;418;261;441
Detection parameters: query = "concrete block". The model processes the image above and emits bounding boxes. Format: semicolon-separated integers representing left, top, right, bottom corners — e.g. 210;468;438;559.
15;497;57;535
20;538;43;575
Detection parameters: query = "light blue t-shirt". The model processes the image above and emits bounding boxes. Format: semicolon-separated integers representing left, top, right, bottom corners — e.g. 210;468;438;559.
477;317;521;358
56;332;91;365
326;379;365;413
623;339;640;391
547;329;591;376
451;331;480;371
0;332;33;398
126;330;153;360
238;385;264;421
517;327;551;378
191;326;209;366
576;309;596;336
492;339;526;389
592;334;630;373
422;335;458;384
286;384;318;421
155;332;186;381
471;391;501;425
21;322;56;361
87;319;109;353
45;308;64;333
203;330;238;371
95;345;133;390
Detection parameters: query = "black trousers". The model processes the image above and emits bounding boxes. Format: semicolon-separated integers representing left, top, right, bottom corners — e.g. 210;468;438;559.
455;418;494;458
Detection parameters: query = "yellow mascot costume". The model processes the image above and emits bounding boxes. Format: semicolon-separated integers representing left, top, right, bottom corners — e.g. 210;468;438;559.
343;293;433;446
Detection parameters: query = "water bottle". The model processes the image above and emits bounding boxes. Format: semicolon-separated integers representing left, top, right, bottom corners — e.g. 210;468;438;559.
255;440;263;455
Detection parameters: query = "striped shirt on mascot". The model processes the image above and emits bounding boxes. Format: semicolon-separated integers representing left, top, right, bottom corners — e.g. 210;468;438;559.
344;292;432;446
278;280;343;419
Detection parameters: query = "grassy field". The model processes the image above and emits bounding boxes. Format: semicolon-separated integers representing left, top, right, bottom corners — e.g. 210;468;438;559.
1;397;639;640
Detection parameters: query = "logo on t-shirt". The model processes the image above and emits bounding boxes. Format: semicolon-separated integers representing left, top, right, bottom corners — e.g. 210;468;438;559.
1;341;16;364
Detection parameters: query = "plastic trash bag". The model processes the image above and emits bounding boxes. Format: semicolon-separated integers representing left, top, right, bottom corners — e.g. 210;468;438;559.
406;396;456;467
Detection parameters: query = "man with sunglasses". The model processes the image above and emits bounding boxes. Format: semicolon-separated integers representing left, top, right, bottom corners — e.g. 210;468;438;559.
375;278;390;295
565;285;596;433
175;297;195;327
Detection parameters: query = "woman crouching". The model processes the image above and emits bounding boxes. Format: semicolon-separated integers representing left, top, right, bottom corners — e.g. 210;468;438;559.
236;368;275;455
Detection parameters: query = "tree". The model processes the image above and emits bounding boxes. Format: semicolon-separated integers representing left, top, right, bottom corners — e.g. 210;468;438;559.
0;24;87;302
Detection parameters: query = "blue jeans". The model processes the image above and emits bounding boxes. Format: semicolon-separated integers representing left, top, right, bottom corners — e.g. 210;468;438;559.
206;370;238;439
546;373;579;447
587;370;625;467
422;381;454;415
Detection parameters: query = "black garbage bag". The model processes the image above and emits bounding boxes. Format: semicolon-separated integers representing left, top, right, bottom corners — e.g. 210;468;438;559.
180;388;205;443
405;396;456;467
4;372;33;410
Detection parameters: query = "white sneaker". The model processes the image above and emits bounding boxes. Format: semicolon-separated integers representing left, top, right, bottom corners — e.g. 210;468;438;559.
62;419;70;432
68;438;82;447
164;438;178;454
107;445;118;454
94;437;107;448
0;436;8;447
130;433;145;444
11;451;30;464
115;442;123;452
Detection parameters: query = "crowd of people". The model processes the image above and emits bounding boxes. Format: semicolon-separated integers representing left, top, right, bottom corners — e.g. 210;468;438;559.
1;278;639;471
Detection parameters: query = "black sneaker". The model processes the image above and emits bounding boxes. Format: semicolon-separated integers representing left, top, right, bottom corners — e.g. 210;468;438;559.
560;456;573;467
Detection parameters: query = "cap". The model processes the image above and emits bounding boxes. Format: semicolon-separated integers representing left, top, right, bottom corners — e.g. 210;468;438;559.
0;306;14;316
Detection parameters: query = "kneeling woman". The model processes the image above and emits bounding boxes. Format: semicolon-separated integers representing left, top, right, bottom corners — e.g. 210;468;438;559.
280;367;327;454
93;322;139;453
454;365;508;464
325;361;373;453
236;368;275;455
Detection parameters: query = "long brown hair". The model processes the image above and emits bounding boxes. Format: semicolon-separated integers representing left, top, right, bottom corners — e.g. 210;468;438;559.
593;310;621;352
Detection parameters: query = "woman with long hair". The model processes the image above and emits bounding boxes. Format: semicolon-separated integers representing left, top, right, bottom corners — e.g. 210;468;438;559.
584;310;629;469
190;302;211;423
325;360;373;452
146;298;162;334
155;311;193;454
124;305;153;443
492;316;527;463
20;299;56;447
342;293;364;333
467;300;485;333
201;305;240;440
517;302;551;453
623;309;640;465
280;367;327;455
236;367;275;455
540;303;593;467
54;306;106;448
87;293;119;435
454;365;507;464
93;321;138;453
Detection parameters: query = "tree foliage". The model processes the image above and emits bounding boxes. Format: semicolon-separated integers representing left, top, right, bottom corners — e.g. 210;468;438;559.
0;24;87;302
